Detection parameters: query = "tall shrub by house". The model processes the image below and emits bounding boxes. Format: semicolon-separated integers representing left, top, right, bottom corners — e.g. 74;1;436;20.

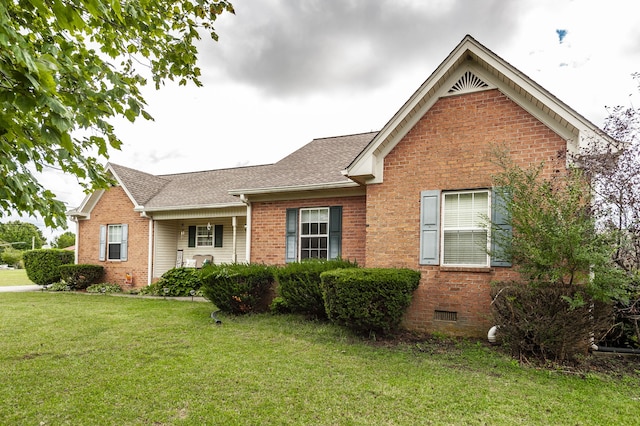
489;153;629;360
274;259;358;318
23;249;74;286
320;268;421;335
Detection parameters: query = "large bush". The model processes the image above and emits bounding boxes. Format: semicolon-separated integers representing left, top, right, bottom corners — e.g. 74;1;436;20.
275;259;358;318
140;267;202;297
490;281;613;361
0;247;23;268
58;264;104;290
320;268;421;335
23;249;74;285
200;263;276;314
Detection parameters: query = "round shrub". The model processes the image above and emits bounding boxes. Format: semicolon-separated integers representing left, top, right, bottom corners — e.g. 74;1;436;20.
320;268;421;335
23;249;74;286
58;264;104;290
200;263;275;314
275;259;358;318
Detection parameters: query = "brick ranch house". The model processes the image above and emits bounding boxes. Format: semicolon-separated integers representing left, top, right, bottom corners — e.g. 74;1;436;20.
69;36;611;336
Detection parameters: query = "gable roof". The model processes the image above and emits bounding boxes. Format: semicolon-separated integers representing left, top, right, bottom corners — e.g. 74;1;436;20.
344;35;613;184
108;163;170;208
228;131;376;195
143;164;273;211
69;132;376;217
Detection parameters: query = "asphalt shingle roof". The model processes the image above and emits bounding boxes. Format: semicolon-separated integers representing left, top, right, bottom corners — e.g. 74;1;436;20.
109;131;377;210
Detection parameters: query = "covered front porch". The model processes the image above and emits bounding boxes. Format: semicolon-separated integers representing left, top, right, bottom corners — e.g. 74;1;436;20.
149;206;249;280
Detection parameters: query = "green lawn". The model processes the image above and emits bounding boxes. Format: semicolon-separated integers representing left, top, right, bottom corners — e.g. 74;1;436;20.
0;268;34;286
0;293;638;425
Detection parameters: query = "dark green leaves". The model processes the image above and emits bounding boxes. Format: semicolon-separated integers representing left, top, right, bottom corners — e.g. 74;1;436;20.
0;0;234;228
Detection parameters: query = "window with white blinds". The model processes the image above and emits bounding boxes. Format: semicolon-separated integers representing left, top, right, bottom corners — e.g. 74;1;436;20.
442;190;489;266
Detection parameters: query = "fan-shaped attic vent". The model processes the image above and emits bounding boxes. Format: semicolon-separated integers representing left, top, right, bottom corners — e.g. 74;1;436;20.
448;71;489;94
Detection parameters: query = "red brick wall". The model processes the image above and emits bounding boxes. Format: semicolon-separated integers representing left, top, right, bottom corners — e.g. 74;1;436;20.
366;89;567;336
77;186;151;288
250;195;366;266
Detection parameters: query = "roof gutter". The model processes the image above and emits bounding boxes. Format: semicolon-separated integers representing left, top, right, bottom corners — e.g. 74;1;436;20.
228;180;360;196
134;202;245;213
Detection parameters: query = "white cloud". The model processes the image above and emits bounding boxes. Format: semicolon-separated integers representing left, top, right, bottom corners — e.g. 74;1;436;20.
6;0;640;242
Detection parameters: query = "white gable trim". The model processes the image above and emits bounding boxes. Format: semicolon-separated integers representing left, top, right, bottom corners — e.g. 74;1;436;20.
67;189;105;219
344;35;612;184
106;163;145;211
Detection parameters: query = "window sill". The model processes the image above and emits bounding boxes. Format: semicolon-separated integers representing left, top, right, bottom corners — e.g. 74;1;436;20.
439;266;492;273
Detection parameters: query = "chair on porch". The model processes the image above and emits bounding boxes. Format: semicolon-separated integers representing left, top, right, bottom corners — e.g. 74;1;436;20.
192;254;213;268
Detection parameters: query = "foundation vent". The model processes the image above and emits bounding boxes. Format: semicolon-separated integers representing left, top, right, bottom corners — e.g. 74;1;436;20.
448;71;489;94
434;310;458;322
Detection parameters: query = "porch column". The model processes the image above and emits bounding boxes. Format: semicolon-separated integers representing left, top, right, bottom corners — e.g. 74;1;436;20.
232;216;237;263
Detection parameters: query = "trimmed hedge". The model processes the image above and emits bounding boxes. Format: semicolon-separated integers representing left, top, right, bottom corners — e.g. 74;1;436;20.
23;249;74;285
58;264;104;290
320;268;421;335
140;267;202;297
274;259;358;318
200;263;276;314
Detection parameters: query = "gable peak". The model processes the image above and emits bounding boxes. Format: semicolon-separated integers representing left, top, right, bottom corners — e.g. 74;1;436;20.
447;70;489;95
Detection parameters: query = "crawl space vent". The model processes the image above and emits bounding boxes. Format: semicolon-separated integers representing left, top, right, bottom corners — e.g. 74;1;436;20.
434;310;458;322
448;71;489;94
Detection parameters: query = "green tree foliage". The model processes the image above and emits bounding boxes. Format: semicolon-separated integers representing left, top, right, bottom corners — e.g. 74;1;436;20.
51;231;75;249
0;0;234;228
490;153;628;303
0;220;45;250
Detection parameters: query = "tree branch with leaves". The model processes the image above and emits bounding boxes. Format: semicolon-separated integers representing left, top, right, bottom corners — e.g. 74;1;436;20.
0;0;234;228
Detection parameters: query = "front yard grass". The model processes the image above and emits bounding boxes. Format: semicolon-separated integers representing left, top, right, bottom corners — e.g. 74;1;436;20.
0;269;34;286
0;292;638;425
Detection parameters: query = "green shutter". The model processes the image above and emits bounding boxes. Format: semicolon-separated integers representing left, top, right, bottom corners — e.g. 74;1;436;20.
328;206;342;260
214;224;223;247
99;225;106;261
120;224;128;261
188;226;196;248
491;187;512;267
285;208;298;263
419;190;440;265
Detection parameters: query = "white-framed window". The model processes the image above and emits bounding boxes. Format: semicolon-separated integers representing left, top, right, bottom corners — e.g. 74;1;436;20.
442;190;490;266
99;224;128;261
300;207;329;260
285;206;342;263
419;188;510;267
108;225;123;260
196;225;213;247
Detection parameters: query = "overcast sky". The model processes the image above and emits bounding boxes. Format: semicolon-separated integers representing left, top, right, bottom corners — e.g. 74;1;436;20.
10;0;640;242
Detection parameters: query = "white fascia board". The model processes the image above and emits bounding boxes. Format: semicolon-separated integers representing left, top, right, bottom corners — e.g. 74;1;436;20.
474;47;612;150
345;38;475;182
140;202;245;213
67;189;105;218
228;180;360;196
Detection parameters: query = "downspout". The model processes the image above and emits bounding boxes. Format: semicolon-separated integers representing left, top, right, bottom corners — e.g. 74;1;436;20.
72;217;79;264
240;194;251;262
487;325;500;344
